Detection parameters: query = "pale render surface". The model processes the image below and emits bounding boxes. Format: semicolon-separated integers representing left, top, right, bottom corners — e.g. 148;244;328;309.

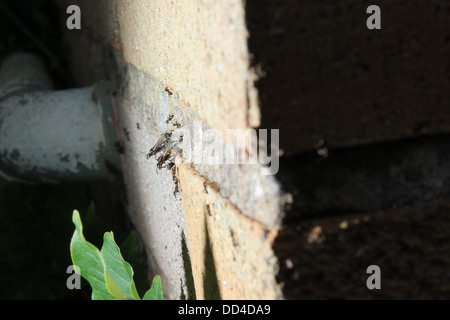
116;0;260;131
58;0;283;299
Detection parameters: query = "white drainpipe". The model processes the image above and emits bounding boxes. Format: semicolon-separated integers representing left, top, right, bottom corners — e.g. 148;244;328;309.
0;53;120;183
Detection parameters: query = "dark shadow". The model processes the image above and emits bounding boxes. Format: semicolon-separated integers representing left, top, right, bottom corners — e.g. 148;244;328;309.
0;0;75;89
245;1;450;154
180;231;196;300
202;218;221;300
277;133;450;222
273;201;450;299
179;281;186;300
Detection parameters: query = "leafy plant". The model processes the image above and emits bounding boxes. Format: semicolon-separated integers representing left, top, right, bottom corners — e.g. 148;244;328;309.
70;210;163;300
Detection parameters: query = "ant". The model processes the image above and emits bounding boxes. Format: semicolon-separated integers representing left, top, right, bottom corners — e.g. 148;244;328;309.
172;165;180;197
165;87;173;96
156;144;182;170
166;114;182;128
145;128;183;197
156;153;171;170
146;132;172;159
166;114;174;124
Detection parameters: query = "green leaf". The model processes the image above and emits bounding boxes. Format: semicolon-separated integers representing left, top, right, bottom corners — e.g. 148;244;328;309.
105;270;127;300
70;210;163;300
101;232;140;300
143;275;163;300
70;210;117;300
119;231;148;297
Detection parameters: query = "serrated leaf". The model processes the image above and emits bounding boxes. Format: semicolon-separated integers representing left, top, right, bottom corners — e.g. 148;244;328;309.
142;275;163;300
70;210;117;300
101;232;140;300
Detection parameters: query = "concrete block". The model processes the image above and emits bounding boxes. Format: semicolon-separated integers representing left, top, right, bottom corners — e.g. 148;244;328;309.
116;0;261;132
178;161;280;299
58;0;282;299
246;0;450;154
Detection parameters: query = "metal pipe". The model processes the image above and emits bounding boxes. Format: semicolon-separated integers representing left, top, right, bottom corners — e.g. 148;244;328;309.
0;53;120;183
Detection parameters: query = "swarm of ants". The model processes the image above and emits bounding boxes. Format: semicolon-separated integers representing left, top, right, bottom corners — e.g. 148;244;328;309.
145;115;183;197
